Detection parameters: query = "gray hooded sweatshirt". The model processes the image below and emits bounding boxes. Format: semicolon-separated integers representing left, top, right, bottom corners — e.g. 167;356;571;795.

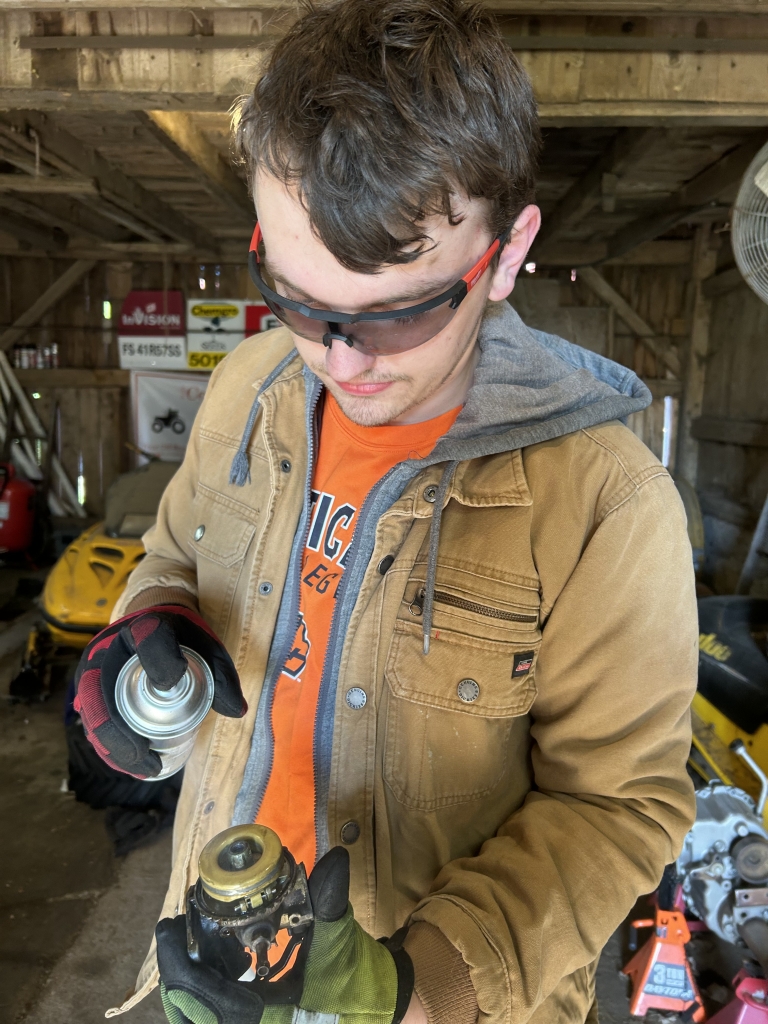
231;299;652;850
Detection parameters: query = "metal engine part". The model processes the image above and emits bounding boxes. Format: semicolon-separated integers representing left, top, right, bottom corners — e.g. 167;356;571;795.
678;783;768;944
186;824;313;995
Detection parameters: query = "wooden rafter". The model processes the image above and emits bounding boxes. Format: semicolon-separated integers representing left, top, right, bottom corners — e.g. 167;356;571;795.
604;136;767;262
0;114;220;254
533;128;659;258
137;111;254;223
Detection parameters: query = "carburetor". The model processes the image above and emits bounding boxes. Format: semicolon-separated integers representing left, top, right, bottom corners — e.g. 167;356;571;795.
185;824;314;999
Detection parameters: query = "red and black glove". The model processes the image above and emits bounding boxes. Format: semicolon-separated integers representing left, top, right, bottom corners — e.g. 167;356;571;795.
74;605;246;779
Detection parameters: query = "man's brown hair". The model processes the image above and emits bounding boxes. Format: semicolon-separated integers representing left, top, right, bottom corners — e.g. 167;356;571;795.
234;0;541;274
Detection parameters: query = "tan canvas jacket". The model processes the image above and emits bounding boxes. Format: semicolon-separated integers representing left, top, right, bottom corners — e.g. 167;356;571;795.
107;308;697;1024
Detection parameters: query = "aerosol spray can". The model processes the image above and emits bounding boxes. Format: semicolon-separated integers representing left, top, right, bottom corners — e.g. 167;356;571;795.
114;646;214;779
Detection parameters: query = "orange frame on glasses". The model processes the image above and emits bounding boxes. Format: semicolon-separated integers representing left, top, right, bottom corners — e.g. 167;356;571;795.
247;222;510;329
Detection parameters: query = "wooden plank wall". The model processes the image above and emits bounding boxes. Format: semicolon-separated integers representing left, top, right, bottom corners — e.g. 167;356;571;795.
0;253;260;516
697;282;768;593
568;262;691;470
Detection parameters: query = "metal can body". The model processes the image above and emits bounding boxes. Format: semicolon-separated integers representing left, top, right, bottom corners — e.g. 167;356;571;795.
115;646;214;779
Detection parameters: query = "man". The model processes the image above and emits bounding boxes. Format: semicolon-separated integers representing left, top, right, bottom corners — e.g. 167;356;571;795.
76;2;698;1023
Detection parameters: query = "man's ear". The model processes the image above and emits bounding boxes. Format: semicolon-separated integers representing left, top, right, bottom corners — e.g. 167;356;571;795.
488;205;541;302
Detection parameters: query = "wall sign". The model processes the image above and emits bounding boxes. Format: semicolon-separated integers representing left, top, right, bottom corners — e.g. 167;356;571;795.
245;303;281;335
187;299;244;371
119;290;187;371
186;300;281;371
131;370;209;463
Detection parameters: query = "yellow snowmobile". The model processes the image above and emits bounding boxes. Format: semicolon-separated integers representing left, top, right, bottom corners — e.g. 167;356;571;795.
41;459;179;646
11;460;178;697
690;596;768;814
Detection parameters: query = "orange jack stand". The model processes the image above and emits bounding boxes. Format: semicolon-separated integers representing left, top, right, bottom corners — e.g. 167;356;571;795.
622;909;706;1021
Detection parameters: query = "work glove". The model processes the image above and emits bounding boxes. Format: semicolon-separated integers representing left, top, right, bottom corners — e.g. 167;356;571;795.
156;846;414;1024
73;605;245;779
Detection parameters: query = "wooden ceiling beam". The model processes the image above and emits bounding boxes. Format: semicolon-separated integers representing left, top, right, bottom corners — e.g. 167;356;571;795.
136;111;254;223
0;175;98;194
536;239;693;266
17;33;768;54
0;114;220;253
533;127;658;257
7;12;768;123
19;34;275;51
603;135;767;261
1;0;766;9
3;92;768;125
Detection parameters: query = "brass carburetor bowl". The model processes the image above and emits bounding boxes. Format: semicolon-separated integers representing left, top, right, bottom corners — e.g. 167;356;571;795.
185;824;313;996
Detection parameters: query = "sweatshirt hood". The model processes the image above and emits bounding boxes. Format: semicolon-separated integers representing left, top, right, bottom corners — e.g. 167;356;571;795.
430;298;651;464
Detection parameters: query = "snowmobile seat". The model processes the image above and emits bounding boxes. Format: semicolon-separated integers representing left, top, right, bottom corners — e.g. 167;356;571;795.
697;596;768;734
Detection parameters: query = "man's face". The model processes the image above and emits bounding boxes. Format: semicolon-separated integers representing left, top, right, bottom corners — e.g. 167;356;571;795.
253;172;539;425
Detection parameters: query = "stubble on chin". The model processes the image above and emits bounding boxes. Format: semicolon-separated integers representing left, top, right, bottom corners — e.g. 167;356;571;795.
303;360;414;427
325;380;416;427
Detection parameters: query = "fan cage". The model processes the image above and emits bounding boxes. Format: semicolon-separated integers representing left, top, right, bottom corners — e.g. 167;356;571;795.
732;140;768;306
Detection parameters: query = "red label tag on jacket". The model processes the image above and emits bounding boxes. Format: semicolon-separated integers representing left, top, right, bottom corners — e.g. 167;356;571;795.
512;651;534;678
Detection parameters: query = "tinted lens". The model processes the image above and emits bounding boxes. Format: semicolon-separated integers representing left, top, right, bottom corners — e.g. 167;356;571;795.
256;264;460;355
337;304;460;355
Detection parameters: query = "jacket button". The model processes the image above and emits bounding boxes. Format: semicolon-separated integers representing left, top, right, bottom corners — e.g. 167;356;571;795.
259;581;273;596
423;485;438;503
340;820;360;845
377;555;394;574
194;525;205;541
280;459;292;473
457;679;480;703
345;687;367;710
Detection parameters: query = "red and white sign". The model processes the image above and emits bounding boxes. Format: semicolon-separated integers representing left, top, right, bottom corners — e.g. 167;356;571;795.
246;303;281;335
119;291;187;371
119;291;185;335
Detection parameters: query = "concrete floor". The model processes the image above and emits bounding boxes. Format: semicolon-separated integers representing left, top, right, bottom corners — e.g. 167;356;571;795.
0;633;734;1024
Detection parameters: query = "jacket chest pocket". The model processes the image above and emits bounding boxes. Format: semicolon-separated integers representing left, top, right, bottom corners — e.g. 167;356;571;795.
189;489;258;637
383;613;540;811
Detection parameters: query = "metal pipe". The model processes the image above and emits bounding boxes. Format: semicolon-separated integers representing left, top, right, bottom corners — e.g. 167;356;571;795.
732;739;768;818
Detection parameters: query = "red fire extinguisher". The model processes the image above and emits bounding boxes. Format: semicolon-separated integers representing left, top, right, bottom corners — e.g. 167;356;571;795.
0;463;35;553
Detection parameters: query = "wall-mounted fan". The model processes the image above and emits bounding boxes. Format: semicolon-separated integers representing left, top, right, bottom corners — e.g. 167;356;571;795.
733;141;768;304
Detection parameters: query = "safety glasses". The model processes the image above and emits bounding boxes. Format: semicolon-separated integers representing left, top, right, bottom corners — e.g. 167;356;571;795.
248;222;509;356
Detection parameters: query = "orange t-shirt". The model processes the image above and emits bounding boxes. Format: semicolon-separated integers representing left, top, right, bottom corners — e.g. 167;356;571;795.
257;393;461;870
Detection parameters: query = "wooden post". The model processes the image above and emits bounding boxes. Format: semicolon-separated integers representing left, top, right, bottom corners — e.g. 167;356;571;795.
676;224;719;487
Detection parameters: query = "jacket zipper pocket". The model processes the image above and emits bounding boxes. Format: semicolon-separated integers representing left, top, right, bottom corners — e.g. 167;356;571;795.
410;588;538;623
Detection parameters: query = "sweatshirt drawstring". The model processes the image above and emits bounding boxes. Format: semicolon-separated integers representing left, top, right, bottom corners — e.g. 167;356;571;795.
229;349;298;487
231;356;455;655
422;460;459;656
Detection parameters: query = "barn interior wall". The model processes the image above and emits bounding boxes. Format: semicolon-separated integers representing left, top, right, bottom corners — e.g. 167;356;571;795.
698;282;768;594
514;260;692;466
0;253;260;517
